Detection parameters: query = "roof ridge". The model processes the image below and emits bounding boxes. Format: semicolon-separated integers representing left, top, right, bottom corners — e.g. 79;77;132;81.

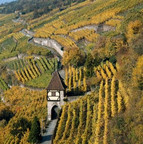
47;71;65;90
56;71;65;90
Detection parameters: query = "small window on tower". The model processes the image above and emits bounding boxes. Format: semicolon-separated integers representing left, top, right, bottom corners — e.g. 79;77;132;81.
52;92;56;96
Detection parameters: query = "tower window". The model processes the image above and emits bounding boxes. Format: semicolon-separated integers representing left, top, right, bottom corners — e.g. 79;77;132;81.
52;92;56;96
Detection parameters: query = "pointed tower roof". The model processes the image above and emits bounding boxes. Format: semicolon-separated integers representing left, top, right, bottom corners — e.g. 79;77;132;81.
47;71;65;90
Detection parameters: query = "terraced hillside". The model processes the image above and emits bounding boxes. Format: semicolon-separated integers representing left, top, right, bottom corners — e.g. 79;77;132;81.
0;13;57;89
53;61;129;144
0;0;142;143
22;0;143;67
26;0;143;143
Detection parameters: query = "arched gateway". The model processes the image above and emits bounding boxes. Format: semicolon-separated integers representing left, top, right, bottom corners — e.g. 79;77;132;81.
47;71;66;121
51;105;59;120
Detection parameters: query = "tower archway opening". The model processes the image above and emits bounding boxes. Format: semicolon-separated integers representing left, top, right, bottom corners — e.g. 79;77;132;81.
51;105;59;120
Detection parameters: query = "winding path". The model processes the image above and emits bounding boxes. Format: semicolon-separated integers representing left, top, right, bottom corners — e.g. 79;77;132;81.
41;119;58;144
21;23;115;59
71;24;115;33
21;29;63;58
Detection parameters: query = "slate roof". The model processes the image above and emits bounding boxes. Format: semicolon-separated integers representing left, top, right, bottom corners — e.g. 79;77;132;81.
47;71;65;90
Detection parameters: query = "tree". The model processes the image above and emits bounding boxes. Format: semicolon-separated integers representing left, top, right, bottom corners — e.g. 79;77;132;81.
0;106;14;122
126;20;142;42
131;30;143;55
28;116;41;143
10;117;31;139
85;53;95;77
132;55;143;90
62;47;85;67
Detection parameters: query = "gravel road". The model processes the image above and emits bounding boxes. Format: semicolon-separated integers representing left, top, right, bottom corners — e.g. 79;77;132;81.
41;119;58;144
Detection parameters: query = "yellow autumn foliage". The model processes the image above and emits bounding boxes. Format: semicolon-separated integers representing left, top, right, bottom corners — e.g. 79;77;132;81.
126;20;142;42
132;55;143;89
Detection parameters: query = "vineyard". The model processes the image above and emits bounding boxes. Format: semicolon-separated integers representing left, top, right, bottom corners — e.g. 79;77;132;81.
0;86;47;144
0;14;51;62
70;29;99;42
0;32;24;44
64;66;87;92
0;0;142;143
94;61;117;80
13;32;24;41
31;0;143;53
0;36;51;61
27;1;89;30
13;57;58;87
51;35;78;49
53;62;129;144
0;77;9;91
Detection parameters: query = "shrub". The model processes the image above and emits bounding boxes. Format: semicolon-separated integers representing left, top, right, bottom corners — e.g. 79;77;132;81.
28;116;41;143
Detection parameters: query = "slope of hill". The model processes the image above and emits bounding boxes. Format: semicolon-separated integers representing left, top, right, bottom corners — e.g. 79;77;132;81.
0;0;85;18
0;0;143;143
0;0;16;5
53;61;129;144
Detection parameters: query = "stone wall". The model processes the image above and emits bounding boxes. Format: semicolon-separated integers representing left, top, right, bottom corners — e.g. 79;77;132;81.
21;29;35;38
71;24;115;33
103;25;116;32
33;38;64;57
71;25;99;32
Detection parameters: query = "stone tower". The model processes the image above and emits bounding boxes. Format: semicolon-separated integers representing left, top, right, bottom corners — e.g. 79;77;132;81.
47;71;66;121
